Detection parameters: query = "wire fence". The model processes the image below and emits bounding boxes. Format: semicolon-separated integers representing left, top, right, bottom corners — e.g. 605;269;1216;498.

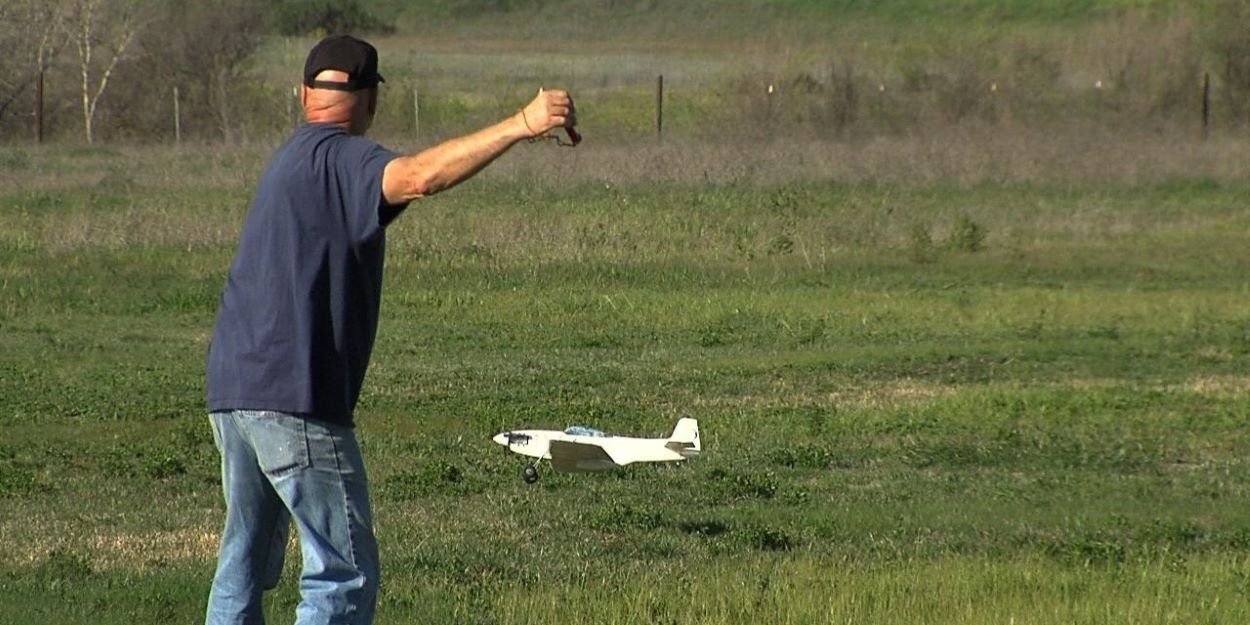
4;68;1242;146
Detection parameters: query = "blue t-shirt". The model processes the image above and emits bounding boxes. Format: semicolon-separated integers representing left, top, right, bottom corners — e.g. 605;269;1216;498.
206;123;406;426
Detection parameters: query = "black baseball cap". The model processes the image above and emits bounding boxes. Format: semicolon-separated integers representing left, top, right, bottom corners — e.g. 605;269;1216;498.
303;34;385;91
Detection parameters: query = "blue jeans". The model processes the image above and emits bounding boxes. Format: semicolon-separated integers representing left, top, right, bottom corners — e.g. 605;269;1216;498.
206;410;379;625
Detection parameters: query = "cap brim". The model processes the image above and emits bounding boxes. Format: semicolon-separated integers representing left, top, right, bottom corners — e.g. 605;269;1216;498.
306;76;384;91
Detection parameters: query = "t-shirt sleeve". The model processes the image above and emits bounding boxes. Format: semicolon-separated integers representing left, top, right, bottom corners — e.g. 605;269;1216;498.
335;136;408;242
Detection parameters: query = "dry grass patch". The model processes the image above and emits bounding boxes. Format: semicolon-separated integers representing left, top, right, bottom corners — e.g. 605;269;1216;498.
692;377;953;411
1187;375;1250;396
473;130;1250;188
32;209;242;252
2;519;220;571
81;527;221;570
1070;374;1250;398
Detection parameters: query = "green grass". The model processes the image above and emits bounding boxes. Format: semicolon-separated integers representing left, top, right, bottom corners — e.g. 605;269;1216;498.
2;137;1250;624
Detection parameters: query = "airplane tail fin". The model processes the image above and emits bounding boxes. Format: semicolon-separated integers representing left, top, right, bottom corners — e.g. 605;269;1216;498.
665;417;700;457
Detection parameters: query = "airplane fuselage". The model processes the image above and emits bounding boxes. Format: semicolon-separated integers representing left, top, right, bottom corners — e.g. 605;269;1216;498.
493;419;700;473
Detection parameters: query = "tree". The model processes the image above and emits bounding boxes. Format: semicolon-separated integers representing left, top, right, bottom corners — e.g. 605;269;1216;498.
67;0;149;143
160;0;267;142
0;0;69;138
269;0;393;36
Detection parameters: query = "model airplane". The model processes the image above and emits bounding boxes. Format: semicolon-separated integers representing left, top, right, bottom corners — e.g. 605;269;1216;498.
493;418;700;483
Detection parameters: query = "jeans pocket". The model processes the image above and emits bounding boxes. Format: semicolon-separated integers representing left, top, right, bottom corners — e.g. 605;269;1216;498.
243;411;311;477
208;413;225;453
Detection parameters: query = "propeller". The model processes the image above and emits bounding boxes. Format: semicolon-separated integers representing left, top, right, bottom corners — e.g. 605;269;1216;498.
495;431;532;452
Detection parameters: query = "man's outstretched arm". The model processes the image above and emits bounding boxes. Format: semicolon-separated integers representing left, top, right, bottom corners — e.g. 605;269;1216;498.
382;89;575;205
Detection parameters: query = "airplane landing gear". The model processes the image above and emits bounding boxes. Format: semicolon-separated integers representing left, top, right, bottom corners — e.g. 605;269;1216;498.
522;464;539;484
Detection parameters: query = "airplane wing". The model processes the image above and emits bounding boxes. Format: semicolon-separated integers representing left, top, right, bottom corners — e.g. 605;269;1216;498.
548;439;621;472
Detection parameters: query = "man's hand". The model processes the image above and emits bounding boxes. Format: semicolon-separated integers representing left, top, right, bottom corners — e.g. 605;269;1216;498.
518;89;578;142
382;88;580;205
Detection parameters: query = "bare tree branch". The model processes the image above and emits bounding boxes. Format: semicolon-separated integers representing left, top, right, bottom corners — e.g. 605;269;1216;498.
70;0;149;143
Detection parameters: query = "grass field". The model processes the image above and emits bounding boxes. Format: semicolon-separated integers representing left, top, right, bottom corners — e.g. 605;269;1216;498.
3;7;1250;622
2;127;1250;624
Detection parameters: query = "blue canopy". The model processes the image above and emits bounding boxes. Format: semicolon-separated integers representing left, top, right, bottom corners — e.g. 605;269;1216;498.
563;425;610;438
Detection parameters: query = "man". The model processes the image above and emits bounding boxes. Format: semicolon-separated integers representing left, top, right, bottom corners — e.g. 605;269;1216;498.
204;34;576;625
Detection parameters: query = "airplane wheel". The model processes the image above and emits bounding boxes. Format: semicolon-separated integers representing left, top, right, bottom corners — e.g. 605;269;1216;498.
522;465;539;484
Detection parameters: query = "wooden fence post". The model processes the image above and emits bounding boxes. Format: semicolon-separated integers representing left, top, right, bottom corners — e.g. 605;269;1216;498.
876;82;886;126
1202;71;1211;138
767;83;776;126
656;74;664;139
289;86;298;129
173;86;182;144
34;69;44;144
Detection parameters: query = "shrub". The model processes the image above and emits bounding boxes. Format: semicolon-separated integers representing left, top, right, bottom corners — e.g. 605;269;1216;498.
907;221;936;263
36;550;94;589
142;452;187;479
269;0;395;36
741;524;796;551
381;462;483;499
589;502;665;531
676;518;731;537
0;465;37;497
947;213;987;253
1210;0;1250;126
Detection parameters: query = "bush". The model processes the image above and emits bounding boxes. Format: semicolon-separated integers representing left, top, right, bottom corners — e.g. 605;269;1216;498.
36;550;94;589
444;0;548;18
907;221;936;263
269;0;395;36
1210;0;1250;126
381;462;483;499
947;214;987;253
741;524;796;551
589;502;665;531
704;467;779;501
676;517;731;537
